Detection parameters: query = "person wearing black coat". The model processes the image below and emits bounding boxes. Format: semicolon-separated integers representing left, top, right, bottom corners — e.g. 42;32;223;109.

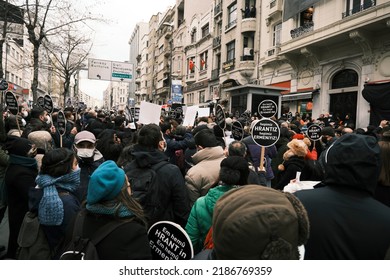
296;134;390;259
61;160;152;260
124;124;190;228
4;136;38;259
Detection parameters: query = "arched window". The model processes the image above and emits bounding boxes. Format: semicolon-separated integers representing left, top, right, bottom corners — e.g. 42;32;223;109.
331;69;358;89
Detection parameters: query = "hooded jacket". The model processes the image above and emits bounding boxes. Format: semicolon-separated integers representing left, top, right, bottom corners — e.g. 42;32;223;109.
125;145;190;228
296;134;390;259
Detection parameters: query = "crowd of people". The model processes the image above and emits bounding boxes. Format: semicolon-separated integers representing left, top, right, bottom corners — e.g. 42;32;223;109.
0;103;389;260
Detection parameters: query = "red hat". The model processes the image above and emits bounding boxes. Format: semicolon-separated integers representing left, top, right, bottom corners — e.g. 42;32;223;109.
292;133;304;140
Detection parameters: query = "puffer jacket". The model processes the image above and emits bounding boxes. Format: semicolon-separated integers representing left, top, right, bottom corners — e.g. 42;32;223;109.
185;146;225;206
185;185;235;254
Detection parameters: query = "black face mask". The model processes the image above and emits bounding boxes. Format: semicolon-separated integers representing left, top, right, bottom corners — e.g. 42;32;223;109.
321;136;328;144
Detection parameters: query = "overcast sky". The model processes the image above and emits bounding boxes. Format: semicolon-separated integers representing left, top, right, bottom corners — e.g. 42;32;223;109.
78;0;174;100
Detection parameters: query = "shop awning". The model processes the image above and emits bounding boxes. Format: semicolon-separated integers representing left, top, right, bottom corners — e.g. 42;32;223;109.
281;92;312;101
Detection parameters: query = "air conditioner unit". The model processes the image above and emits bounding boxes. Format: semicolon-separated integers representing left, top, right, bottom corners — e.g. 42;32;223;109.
244;47;254;56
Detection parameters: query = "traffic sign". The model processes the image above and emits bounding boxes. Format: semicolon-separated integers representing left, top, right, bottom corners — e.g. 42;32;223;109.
258;100;277;119
251;118;280;147
88;58;133;82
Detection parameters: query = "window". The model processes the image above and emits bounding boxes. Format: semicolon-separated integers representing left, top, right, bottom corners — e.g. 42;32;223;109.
199;90;205;103
188;57;195;73
200;51;208;71
227;2;237;29
273;22;282;46
191;28;197;43
201;24;209;38
300;7;313;26
344;0;375;17
226;40;235;61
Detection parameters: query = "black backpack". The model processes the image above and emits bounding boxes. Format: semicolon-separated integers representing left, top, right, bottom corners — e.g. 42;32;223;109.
124;160;168;225
60;211;129;260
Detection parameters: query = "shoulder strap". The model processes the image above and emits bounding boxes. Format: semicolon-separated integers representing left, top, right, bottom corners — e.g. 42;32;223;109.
72;210;133;246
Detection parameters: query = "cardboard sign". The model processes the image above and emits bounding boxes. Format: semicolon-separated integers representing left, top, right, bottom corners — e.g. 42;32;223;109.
43;94;54;114
148;221;193;260
306;124;322;141
57;110;67;136
258;100;277;119
182;105;198;126
5;91;19;115
231;121;244;141
215;104;226;129
138;101;161;125
251;118;280;147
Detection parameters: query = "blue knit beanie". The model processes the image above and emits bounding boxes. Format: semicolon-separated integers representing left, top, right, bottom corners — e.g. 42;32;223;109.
87;160;126;204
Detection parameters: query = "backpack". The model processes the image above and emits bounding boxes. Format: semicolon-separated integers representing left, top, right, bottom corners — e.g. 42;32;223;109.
60;210;129;260
17;211;52;260
124;160;168;225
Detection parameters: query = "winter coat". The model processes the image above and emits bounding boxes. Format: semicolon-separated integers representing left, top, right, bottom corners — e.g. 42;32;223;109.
242;136;277;180
125;145;190;228
275;156;305;190
5;155;38;259
296;134;390;259
21;118;49;138
185;185;235;254
76;150;104;202
185;146;225;206
62;210;152;260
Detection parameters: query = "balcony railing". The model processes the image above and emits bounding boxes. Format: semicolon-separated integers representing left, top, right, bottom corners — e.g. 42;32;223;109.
213;35;221;48
290;21;314;39
211;68;220;80
342;0;376;18
222;59;235;72
225;19;237;31
241;55;254;61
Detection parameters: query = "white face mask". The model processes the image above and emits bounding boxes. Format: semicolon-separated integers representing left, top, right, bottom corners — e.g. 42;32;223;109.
22;111;28;118
21;118;26;127
46;116;51;125
76;148;95;159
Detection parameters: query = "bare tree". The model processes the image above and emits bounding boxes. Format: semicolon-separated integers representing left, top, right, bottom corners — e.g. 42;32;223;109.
44;25;92;107
21;0;100;103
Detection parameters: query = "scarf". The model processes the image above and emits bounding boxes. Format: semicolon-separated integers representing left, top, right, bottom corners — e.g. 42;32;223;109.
36;169;81;226
86;201;134;218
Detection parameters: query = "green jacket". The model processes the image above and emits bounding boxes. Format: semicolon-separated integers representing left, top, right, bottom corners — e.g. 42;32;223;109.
185;184;236;254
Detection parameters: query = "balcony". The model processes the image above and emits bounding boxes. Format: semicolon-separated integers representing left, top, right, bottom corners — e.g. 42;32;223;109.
186;72;196;84
213;35;221;48
135;77;141;84
241;18;256;33
290;21;314;39
239;58;255;78
342;0;376;18
268;0;282;17
266;46;280;57
222;59;235;73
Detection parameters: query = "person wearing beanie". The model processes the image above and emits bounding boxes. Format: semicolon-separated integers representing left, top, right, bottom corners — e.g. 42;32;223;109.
203;185;309;260
186;156;250;254
32;148;80;257
275;139;308;190
296;133;390;259
4;136;38;259
67;160;152;260
28;130;54;171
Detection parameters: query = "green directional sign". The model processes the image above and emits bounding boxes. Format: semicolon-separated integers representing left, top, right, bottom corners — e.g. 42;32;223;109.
112;73;132;79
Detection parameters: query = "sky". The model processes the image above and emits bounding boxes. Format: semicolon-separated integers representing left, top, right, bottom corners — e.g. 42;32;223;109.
77;0;175;100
